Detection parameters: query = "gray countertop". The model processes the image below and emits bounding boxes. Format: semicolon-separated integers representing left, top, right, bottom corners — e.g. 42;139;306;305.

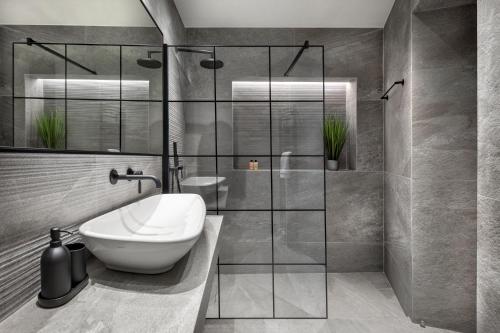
0;216;223;333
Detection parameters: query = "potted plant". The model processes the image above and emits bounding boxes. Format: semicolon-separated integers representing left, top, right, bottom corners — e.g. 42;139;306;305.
323;115;347;171
36;111;65;149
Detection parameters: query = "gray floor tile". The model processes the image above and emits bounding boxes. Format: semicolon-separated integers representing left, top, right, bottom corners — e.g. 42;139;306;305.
204;272;457;333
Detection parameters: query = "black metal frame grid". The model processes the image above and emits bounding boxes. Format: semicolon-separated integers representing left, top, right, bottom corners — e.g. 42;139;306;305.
6;41;163;155
166;44;327;320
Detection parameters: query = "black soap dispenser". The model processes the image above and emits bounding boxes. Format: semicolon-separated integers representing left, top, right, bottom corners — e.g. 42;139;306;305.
40;228;72;300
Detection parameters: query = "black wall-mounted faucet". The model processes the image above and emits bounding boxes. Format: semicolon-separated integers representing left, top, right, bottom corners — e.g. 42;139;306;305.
109;168;161;193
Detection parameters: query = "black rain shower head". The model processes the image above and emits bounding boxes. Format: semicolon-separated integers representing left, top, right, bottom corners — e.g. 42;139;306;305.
176;47;224;69
137;51;162;69
200;58;224;69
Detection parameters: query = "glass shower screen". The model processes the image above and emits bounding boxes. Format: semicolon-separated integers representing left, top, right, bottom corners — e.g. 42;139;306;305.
167;44;327;319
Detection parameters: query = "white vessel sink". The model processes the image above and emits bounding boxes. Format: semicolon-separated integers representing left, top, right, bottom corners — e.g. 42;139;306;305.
79;194;206;274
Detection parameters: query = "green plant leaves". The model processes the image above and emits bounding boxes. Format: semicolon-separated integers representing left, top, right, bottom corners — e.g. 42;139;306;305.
323;115;347;161
36;111;65;149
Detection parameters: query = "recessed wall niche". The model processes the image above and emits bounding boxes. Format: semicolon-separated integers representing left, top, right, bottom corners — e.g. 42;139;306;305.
228;78;357;170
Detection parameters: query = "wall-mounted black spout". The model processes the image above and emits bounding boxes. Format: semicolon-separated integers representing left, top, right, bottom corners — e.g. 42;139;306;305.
109;168;161;188
381;79;405;100
284;40;310;77
27;38;97;75
126;168;144;193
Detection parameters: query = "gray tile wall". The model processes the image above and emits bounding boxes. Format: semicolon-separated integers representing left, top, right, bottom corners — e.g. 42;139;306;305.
0;0;186;323
477;0;500;332
0;154;162;321
383;0;413;316
411;4;477;332
186;28;385;273
384;1;477;331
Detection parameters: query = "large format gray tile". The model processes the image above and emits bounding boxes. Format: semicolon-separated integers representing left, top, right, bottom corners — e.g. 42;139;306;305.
273;211;325;264
384;0;412;178
219;265;273;318
204;273;455;333
326;171;383;272
356;101;383;171
412;67;476;153
477;0;500;332
414;0;476;12
326;171;383;243
477;195;500;333
274;266;327;318
411;204;476;333
218;211;272;264
383;172;412;315
220;167;271;210
327;242;382;272
384;173;411;245
383;73;411;177
412;148;477;182
412;5;476;71
384;242;412;316
273;168;324;210
409;4;477;330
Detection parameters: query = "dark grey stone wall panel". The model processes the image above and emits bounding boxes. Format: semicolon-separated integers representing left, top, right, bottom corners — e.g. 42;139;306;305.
477;195;500;333
326;171;383;272
383;0;413;317
384;1;477;330
384;173;412;314
414;0;477;12
411;4;477;332
477;0;500;331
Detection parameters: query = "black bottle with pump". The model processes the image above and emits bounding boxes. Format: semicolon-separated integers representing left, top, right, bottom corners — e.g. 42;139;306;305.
40;228;72;299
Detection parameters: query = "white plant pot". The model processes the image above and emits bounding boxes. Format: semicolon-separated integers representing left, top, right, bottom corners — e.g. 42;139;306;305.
327;160;339;171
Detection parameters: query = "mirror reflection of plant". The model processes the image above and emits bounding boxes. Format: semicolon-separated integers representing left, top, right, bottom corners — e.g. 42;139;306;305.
323;115;347;161
36;111;65;149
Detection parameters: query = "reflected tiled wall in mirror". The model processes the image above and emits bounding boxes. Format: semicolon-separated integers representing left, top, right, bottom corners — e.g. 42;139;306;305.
6;41;162;154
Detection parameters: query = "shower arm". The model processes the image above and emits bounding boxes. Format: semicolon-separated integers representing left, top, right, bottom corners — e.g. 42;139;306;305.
147;50;162;58
284;40;310;77
175;47;214;56
26;38;97;75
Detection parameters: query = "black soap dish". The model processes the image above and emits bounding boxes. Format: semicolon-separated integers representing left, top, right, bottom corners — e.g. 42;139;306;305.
37;274;89;308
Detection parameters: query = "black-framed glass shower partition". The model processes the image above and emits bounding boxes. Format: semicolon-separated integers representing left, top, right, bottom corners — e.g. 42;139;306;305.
10;41;163;154
167;44;327;319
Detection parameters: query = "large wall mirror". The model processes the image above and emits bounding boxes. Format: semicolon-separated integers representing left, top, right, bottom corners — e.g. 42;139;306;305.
0;0;163;154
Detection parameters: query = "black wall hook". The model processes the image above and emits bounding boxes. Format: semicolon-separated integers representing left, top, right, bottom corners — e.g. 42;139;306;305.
381;79;405;100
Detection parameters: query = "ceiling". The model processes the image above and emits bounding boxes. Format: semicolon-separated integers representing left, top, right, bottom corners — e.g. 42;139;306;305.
0;0;155;27
174;0;396;28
